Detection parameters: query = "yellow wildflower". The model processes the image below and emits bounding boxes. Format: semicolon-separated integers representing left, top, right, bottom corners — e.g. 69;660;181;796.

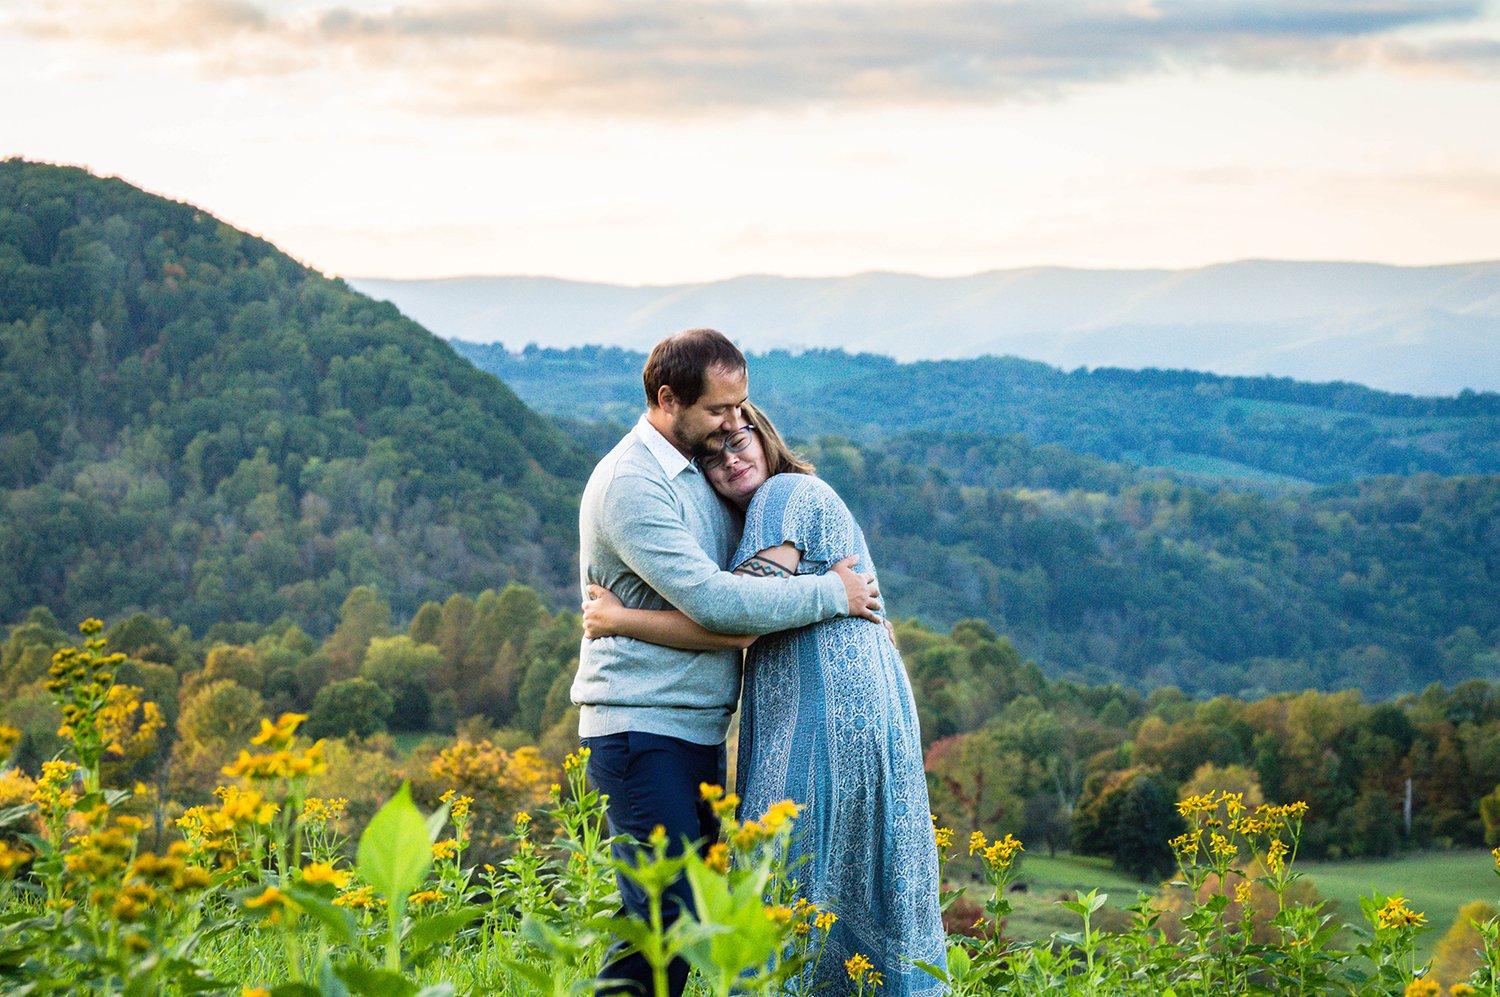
761;800;802;833
1452;983;1478;996
1266;838;1289;875
1404;978;1440;997
704;843;730;874
302;797;348;823
845;952;875;984
731;821;770;851
250;713;307;750
32;760;79;819
968;831;987;856
0;768;36;809
815;910;838;932
1376;896;1427;931
216;786;278;826
333;885;382;910
112;882;159;922
1209;833;1237;860
244;885;300;924
765;905;793;925
934;826;953;852
0;842;33;877
1175;793;1215;819
982;833;1024;872
301;862;352;888
432;839;459;861
408;889;444;907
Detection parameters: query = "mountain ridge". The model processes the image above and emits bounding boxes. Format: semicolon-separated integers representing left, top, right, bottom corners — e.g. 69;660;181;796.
352;259;1500;396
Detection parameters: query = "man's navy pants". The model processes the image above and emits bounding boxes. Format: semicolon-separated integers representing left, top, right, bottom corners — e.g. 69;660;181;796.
583;730;726;997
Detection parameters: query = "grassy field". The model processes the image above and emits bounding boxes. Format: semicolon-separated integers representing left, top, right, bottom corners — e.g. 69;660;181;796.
990;849;1499;960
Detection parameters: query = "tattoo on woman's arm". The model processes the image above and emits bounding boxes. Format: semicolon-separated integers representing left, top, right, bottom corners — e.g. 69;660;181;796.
740;555;791;578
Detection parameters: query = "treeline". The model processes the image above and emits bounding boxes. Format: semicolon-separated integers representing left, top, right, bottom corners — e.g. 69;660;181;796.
436;346;1500;700
0;585;583;827
801;433;1500;697
8;595;1500;880
458;343;1500;485
0;160;590;633
893;615;1500;878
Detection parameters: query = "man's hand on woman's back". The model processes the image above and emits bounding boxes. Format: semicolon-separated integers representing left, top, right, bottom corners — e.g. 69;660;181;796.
832;555;882;622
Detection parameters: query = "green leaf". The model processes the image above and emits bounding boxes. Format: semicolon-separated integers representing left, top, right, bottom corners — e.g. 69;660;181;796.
334;961;419;997
357;781;433;904
315;955;353;997
424;802;451;845
947;942;972;980
284;886;359;947
912;960;951;984
407;906;486;957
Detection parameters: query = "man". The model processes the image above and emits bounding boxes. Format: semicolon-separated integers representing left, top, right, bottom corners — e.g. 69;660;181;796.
572;328;881;996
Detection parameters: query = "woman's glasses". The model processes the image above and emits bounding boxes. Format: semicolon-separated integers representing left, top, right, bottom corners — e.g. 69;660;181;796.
698;425;756;471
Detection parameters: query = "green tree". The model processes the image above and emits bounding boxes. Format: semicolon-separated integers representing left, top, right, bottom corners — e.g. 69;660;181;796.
361;635;442;731
323;586;391;679
307;677;393;739
1433;900;1498;990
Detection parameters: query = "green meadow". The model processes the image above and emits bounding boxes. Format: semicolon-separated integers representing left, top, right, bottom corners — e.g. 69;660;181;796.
1006;848;1498;960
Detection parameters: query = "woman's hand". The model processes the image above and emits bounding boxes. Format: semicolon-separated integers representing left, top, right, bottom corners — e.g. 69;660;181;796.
581;584;625;639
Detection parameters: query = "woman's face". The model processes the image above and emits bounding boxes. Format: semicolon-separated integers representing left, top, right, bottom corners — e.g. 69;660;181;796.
701;425;767;508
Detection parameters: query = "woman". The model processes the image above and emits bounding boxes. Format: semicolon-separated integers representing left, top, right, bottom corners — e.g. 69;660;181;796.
582;402;946;995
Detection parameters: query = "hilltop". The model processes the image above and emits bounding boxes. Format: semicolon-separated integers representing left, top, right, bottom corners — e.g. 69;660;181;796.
0;159;591;632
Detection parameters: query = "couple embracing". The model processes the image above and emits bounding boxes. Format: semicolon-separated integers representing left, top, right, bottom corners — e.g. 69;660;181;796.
571;329;946;996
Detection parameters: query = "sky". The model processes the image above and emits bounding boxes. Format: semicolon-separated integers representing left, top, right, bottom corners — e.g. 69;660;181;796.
4;0;1500;285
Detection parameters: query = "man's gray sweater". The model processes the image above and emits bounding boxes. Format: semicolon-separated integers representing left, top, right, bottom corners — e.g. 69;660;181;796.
571;416;848;745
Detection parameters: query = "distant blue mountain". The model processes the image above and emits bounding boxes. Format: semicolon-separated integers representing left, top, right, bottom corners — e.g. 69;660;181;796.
350;260;1500;397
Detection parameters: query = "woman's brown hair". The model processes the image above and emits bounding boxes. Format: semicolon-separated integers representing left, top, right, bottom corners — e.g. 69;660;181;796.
742;401;814;477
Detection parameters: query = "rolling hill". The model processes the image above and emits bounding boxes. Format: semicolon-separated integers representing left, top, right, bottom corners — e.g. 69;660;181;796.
352;260;1500;396
0;159;591;633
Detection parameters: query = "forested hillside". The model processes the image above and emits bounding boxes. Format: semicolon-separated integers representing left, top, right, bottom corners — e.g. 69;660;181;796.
452;344;1500;697
1;161;1496;702
457;343;1500;485
810;433;1500;696
0;160;590;633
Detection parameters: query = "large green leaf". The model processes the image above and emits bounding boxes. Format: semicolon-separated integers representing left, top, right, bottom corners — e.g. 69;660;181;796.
284;885;359;947
357;781;433;905
334;962;419;997
407;906;486;958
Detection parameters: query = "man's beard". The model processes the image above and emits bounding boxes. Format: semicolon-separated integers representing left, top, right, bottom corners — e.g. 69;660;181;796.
677;425;725;458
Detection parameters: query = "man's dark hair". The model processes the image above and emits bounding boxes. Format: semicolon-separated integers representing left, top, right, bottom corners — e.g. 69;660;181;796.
642;328;747;408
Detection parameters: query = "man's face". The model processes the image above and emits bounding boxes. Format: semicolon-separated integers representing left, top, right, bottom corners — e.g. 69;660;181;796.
666;366;748;456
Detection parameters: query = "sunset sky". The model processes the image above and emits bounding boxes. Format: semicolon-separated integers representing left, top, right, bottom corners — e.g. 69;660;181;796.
4;0;1500;285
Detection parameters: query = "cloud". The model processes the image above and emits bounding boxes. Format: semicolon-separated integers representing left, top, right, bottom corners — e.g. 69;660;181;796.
10;0;1496;115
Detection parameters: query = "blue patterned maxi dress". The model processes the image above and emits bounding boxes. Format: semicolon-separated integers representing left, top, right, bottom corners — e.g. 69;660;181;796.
733;473;947;995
